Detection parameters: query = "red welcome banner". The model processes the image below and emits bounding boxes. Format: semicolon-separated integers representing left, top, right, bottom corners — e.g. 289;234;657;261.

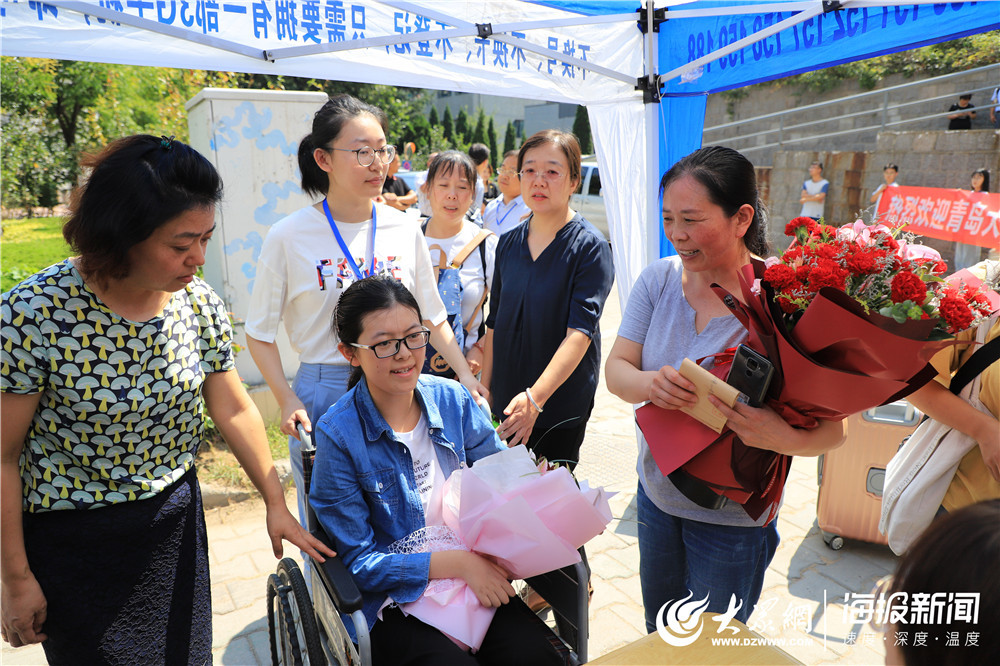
876;186;1000;249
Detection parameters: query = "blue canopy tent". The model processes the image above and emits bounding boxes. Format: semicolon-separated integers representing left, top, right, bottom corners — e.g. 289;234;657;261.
3;0;998;298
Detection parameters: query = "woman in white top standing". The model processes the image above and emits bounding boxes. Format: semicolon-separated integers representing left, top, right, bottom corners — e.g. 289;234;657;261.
246;94;486;526
421;151;498;379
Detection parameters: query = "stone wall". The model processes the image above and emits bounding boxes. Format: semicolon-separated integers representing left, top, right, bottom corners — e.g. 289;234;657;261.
764;129;999;264
703;66;999;166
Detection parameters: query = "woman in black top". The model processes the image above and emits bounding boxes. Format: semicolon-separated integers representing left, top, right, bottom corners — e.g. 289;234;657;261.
482;130;614;469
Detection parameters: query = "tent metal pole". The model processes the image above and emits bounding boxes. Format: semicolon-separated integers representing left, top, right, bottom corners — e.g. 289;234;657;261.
644;0;657;93
645;101;661;267
643;1;661;267
45;0;268;60
657;1;825;88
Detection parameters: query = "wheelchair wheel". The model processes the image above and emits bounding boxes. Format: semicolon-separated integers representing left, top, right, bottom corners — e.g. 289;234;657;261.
267;558;325;665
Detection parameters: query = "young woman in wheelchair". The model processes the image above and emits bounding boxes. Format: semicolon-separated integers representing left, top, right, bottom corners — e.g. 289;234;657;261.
309;275;563;664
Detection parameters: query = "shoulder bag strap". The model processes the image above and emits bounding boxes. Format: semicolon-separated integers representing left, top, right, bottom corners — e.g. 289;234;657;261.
450;229;492;269
466;240;491;336
949;333;1000;395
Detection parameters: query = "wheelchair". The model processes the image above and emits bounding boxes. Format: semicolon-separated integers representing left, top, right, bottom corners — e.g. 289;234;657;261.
266;425;590;665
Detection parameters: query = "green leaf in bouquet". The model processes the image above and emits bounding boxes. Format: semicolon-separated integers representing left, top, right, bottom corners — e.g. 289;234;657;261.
904;303;925;320
879;303;910;323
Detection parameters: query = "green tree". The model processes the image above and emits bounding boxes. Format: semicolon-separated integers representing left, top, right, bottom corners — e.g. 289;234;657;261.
456;107;470;145
0;58;105;212
401;110;431;154
503;120;518;155
428;106;439;127
572;105;593;154
471;108;487;145
442;106;455;144
422;125;449;164
49;60;112;148
0;114;70;212
487;117;498;168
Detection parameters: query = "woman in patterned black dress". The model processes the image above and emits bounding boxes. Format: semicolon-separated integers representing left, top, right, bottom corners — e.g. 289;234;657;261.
0;135;333;663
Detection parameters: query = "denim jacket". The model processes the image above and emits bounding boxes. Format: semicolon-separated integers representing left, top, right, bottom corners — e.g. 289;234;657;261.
309;375;504;635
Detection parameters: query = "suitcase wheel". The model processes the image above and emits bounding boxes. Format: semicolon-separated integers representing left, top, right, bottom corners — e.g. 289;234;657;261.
822;532;844;551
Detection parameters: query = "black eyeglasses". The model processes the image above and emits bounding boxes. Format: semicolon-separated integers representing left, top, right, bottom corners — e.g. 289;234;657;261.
351;329;430;358
328;145;397;167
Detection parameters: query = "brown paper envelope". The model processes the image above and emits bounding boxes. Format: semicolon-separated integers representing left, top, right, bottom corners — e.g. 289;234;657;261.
677;358;741;433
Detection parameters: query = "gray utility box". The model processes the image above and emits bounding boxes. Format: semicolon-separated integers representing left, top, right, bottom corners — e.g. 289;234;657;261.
187;88;328;388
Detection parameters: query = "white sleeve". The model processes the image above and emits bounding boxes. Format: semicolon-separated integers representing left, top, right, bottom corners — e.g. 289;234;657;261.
245;230;288;343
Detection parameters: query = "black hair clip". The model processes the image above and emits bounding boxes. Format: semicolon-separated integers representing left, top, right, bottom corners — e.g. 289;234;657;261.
160;135;175;150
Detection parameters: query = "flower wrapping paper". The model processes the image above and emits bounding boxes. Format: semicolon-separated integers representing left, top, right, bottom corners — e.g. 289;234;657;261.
394;446;613;650
643;259;954;523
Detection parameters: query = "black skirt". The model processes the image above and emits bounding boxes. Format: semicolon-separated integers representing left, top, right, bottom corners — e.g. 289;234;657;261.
22;466;211;665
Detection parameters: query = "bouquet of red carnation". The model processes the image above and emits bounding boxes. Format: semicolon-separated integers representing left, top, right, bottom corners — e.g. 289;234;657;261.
732;217;992;421
642;218;994;523
765;218;993;338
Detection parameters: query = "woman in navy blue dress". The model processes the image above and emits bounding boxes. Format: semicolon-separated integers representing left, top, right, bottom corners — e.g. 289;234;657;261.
481;130;614;470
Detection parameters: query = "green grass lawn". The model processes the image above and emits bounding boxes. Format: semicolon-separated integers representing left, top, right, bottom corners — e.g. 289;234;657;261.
1;216;72;292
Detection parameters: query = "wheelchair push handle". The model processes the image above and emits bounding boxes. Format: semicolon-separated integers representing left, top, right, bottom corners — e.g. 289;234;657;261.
296;422;315;453
296;422;317;496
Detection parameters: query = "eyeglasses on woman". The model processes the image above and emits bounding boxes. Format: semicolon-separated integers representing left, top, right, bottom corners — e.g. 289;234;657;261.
329;144;397;167
518;167;564;182
350;329;430;358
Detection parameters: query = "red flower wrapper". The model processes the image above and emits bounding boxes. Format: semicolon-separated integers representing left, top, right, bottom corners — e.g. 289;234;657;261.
641;261;953;524
640;220;994;523
637;348;797;525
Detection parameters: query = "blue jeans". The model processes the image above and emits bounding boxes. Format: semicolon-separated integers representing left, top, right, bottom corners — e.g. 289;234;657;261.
636;482;779;632
289;363;352;528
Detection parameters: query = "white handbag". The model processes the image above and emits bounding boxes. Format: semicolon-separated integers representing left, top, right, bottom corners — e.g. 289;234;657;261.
879;313;998;556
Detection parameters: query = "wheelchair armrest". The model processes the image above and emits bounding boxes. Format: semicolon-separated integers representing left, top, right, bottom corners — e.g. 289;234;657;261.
311;528;364;613
525;560;589;661
525;561;586;630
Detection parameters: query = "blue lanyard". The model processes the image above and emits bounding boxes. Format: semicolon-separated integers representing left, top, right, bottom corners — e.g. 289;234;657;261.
322;200;376;280
496;199;519;228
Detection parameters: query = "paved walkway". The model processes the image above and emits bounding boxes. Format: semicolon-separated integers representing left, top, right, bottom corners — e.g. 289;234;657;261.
3;287;898;665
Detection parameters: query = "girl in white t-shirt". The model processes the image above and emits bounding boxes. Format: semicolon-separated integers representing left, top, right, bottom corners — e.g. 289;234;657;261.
422;151;498;379
246;94;486;527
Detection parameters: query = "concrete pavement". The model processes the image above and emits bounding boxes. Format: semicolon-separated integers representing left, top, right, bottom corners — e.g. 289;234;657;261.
2;286;898;665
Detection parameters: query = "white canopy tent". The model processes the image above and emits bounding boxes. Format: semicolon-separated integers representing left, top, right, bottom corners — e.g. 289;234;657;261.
4;0;998;301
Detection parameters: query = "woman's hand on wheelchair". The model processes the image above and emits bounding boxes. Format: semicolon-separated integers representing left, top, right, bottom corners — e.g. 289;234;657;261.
265;504;336;562
279;395;310;439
